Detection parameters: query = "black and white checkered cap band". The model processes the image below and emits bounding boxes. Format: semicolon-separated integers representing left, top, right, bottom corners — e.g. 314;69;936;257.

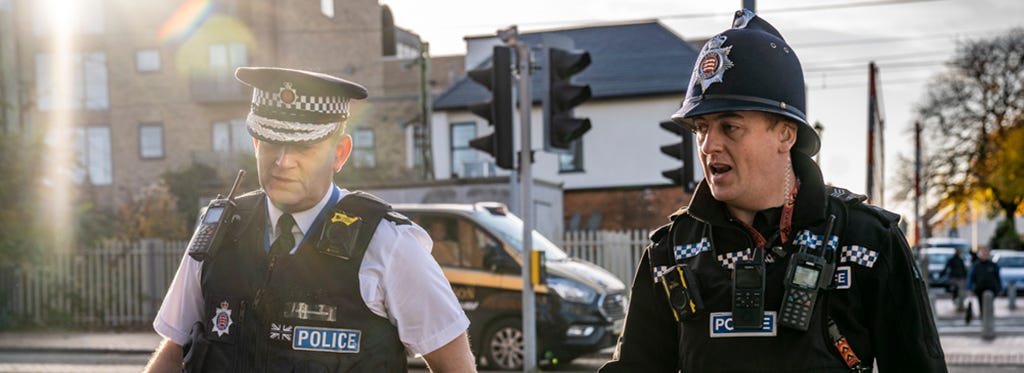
252;87;351;115
246;113;340;143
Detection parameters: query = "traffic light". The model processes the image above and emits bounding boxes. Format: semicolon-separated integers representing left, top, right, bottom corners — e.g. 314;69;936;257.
543;47;592;152
659;120;695;189
467;46;514;169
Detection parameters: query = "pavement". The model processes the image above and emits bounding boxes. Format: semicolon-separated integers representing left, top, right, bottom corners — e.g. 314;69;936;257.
1;295;1023;366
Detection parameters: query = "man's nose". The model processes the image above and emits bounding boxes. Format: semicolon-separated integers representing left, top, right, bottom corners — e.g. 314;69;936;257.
274;146;297;167
699;127;722;155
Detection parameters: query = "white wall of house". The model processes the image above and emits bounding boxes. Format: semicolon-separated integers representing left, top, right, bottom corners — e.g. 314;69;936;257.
431;95;703;190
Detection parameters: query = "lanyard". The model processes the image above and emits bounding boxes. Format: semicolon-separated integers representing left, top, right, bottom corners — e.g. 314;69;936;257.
736;179;800;249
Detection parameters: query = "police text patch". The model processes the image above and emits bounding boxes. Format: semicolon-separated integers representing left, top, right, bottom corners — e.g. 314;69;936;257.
709;311;777;338
834;266;852;289
292;326;361;353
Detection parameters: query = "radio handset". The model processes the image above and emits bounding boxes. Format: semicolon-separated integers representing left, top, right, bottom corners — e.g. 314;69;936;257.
187;170;246;261
778;215;836;331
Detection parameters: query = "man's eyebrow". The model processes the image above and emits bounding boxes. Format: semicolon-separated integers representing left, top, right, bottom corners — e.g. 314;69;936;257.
695;112;744;123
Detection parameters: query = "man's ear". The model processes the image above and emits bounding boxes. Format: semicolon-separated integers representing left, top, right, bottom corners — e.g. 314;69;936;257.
779;123;798;153
333;135;352;173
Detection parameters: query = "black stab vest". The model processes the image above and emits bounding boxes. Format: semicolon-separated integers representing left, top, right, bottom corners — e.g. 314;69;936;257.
187;191;407;373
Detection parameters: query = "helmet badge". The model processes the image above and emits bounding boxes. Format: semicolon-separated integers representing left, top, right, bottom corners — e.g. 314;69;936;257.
695;35;734;91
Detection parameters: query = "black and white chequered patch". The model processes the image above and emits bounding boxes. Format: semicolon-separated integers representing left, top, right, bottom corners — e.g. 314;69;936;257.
793;230;839;254
839;245;879;268
674;237;711;261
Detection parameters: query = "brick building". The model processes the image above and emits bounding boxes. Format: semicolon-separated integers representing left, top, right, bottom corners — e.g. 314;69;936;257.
0;0;461;210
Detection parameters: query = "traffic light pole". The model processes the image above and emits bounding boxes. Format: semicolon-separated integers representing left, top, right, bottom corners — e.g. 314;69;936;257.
516;42;538;373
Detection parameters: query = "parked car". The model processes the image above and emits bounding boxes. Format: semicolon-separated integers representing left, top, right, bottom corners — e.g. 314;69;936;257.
917;237;972;289
993;250;1024;295
393;202;626;370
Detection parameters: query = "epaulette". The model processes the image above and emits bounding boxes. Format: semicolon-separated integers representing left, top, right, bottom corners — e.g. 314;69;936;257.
826;186;867;205
827;187;900;226
649;223;672;243
862;204;901;225
668;206;689;220
344;191;411;225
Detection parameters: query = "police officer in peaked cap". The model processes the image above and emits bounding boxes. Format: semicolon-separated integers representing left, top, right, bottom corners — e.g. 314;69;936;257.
601;10;946;372
146;67;477;372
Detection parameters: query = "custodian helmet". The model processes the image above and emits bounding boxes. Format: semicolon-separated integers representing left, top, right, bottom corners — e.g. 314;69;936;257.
671;9;819;156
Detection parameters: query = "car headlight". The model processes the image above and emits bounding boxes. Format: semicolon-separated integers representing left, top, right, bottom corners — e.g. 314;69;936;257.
548;277;597;304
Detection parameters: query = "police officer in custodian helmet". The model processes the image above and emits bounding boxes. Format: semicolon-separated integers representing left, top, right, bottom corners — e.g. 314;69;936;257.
145;67;476;372
600;10;946;372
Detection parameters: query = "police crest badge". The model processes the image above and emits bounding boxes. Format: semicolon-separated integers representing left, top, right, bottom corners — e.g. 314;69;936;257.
695;35;734;91
212;301;233;337
279;82;297;105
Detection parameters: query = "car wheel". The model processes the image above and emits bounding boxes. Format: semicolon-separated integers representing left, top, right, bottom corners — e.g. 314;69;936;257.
483;318;524;371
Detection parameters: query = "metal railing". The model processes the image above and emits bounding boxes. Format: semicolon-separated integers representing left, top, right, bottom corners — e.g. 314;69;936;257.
1;230;651;329
560;229;649;288
1;240;185;328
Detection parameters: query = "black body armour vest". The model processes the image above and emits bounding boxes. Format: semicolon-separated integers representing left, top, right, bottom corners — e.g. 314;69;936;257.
184;190;408;373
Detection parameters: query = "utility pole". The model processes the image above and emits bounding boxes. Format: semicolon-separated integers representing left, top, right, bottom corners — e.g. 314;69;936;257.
914;121;922;245
743;0;756;12
866;62;877;204
416;41;435;180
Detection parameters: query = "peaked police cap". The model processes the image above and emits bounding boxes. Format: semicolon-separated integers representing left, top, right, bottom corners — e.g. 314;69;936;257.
235;67;368;145
671;9;819;156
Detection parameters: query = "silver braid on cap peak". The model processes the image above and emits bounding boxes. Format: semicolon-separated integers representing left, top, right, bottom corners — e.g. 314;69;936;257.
246;112;339;143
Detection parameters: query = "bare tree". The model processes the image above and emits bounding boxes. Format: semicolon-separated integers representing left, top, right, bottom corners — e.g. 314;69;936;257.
911;28;1024;243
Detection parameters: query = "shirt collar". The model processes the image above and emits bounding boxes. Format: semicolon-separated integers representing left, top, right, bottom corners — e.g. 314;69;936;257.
266;185;345;237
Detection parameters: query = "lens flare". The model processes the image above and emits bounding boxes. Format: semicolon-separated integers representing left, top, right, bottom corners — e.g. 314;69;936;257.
157;0;213;44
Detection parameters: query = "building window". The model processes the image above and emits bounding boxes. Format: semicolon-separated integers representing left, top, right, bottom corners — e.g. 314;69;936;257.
35;52;109;111
351;128;376;168
212;119;250;154
33;0;104;36
136;49;160;72
73;126;112;185
209;43;247;71
558;140;584;173
139;123;164;159
320;0;334;18
450;122;480;177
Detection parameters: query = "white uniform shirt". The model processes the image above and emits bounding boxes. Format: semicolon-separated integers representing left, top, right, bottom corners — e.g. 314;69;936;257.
153;187;469;356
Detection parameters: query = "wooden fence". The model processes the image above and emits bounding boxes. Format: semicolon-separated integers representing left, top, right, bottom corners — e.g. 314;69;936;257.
1;230;649;329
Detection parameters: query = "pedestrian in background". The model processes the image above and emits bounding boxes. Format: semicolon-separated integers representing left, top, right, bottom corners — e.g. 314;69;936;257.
144;67;475;372
942;249;968;311
600;9;946;372
969;247;1002;319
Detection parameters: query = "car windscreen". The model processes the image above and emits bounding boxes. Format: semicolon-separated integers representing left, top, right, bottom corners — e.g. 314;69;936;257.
998;256;1024;268
474;211;570;261
927;253;952;267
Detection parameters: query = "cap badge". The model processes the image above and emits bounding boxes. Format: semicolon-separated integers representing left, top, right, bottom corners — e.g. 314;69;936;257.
695;35;734;91
279;82;297;105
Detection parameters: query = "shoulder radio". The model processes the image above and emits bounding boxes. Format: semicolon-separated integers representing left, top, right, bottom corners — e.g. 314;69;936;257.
187;170;246;261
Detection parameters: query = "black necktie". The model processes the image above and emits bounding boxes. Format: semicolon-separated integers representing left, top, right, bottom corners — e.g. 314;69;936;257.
270;214;296;257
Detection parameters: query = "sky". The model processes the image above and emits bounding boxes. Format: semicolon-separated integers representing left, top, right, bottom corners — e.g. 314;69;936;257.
379;0;1024;218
